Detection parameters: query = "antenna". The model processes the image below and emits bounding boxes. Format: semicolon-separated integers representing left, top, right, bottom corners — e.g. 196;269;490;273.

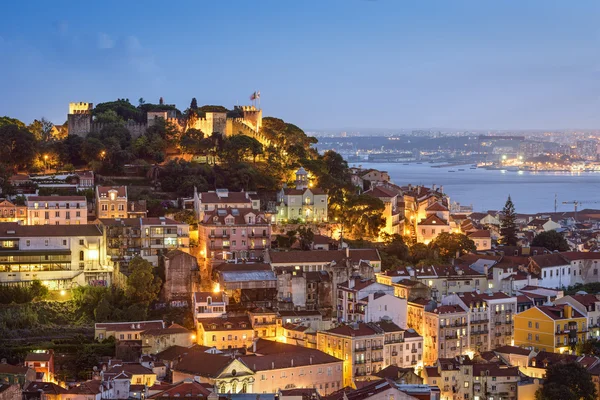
554;194;557;213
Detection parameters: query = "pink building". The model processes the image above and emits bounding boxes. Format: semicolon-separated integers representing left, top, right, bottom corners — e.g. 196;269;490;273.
199;207;271;262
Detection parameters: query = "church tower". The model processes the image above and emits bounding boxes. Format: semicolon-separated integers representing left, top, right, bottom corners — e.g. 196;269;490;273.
295;167;308;190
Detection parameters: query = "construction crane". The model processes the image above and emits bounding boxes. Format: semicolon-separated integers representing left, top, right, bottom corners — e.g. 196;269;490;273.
562;200;600;220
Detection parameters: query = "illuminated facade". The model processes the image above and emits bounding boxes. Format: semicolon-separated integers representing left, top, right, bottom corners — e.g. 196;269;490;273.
276;168;328;223
25;196;88;225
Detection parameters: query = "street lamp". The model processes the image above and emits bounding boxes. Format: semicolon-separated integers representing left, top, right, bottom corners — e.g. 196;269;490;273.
43;154;48;172
100;150;106;160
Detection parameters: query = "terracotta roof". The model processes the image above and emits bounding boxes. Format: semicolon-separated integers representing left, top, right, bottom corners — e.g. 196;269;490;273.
67;380;105;395
339;278;378;292
531;253;570;268
325;323;380;337
282;187;326;196
418;214;448;226
97;186;127;197
141;323;190;337
201;207;268;225
155;345;209;361
426;202;448;212
240;342;340;371
104;363;154;377
472;364;519;377
537;305;585;320
561;252;600;261
24;382;68;395
371;320;404;333
364;186;397;199
173;352;234;377
0;364;29;374
404;329;421;338
95;320;164;331
432;305;467;314
0;222;102;237
194;291;225;303
198;316;252;331
424;366;440;378
531;351;578;367
199;191;252;204
213;262;271;272
374;365;417;381
468;230;491;239
25;352;52;362
566;294;600;307
148;380;211;398
27;196;86;202
282;323;310;333
312;234;334;245
493;345;531;356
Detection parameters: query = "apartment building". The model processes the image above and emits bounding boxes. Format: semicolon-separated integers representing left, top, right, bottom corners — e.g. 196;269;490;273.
337;278;394;323
192;291;227;322
98;217;189;267
26;196;87;225
0;222;109;289
276;167;328;224
198;207;271;262
423;357;519;400
514;304;587;353
442;292;517;353
423;305;469;366
555;294;600;339
192;188;259;222
196;315;254;350
0;199;26;223
317;321;423;388
94;320;165;341
96;186;128;219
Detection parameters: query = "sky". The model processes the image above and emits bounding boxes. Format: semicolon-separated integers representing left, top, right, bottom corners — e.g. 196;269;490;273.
1;0;600;131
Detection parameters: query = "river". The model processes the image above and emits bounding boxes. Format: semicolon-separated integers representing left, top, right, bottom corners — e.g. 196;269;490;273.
352;162;600;214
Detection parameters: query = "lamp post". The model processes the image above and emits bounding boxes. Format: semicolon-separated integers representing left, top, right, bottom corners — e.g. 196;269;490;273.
43;154;48;173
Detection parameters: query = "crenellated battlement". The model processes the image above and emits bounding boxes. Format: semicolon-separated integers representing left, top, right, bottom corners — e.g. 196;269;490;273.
69;102;93;114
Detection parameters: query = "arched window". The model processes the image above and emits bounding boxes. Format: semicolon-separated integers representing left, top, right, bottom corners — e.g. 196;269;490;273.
220;383;226;393
207;296;212;305
242;382;247;393
232;382;237;393
79;251;84;261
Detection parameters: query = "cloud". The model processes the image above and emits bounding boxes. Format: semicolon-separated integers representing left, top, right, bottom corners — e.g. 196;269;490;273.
97;32;115;49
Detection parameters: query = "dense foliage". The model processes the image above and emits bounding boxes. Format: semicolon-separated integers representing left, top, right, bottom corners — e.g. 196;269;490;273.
500;195;518;246
531;230;570;251
535;361;597;400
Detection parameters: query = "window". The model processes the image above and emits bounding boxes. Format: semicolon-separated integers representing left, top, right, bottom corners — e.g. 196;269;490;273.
79;251;84;261
26;240;30;247
63;239;67;245
528;321;532;328
535;322;539;329
44;239;49;246
79;239;84;245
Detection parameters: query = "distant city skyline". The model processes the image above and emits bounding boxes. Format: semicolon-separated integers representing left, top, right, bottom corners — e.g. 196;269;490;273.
2;1;600;130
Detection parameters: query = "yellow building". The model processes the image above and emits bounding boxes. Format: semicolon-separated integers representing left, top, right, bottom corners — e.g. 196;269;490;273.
197;316;254;350
514;304;587;353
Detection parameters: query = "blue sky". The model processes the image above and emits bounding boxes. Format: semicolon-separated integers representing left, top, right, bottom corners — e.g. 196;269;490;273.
1;0;599;130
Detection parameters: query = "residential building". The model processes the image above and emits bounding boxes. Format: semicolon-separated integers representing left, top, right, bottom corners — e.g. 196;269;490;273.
192;188;258;223
95;320;165;341
276;167;328;223
63;380;111;400
0;384;22;400
196;315;254;350
317;321;423;388
0;223;110;289
363;186;402;237
24;350;54;383
101;362;157;387
278;310;333;332
0;199;26;223
214;262;278;309
555;294;600;339
96;186;128;219
422;305;469;366
193;291;227;321
361;292;408;329
376;271;431;301
198;207;271;262
0;363;35;386
514;304;588;353
249;309;278;339
337;278;394;323
528;253;572;289
26;196;87;225
140;324;194;355
467;230;492;251
98;217;190;267
23;381;68;399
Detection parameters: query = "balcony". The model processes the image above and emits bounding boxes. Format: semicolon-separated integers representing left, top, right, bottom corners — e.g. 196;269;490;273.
385;338;404;344
495;333;502;337
391;351;398;356
354;359;366;365
355;371;367;377
372;344;383;350
372;357;383;362
355;347;367;352
411;348;418;353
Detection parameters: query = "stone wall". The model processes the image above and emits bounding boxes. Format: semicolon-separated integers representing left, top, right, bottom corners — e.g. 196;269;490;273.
67;113;92;137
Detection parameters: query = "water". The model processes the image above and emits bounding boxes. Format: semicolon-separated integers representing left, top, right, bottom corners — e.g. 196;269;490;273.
354;162;600;214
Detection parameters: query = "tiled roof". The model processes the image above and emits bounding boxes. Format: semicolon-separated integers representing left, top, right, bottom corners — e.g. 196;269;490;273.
531;253;570;268
468;230;491;239
561;252;600;261
432;305;466;314
201;207;268;225
374;365;417;380
338;278;378;292
325;323;380;337
426;202;448;212
67;380;105;395
371;320;403;333
537;305;585;320
0;222;102;237
419;214;448;226
282;188;326;196
493;345;531;356
199;191;252;204
0;364;29;374
198;316;252;331
364;186;397;199
95;320;164;331
25;352;52;362
472;364;519;377
240;341;340;371
24;382;68;395
424;366;440;378
97;186;127;197
141;323;190;336
27;196;86;202
148;380;211;398
567;294;600;307
194;292;225;303
155;345;209;361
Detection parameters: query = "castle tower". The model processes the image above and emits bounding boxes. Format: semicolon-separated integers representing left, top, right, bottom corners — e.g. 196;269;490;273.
67;102;93;137
235;105;263;132
295;167;309;190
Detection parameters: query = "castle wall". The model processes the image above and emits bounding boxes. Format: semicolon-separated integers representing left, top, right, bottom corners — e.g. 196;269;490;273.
68;114;92;137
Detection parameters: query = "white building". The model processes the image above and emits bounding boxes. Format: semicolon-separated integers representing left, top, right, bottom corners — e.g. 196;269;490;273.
555;294;600;339
529;253;572;289
192;188;259;223
0;222;110;289
26;196;88;225
192;291;227;323
362;292;408;329
276;168;328;224
337;278;394;323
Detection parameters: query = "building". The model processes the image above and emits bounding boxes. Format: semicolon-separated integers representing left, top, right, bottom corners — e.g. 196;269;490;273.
25;196;87;225
0;383;22;400
276;168;328;223
193;291;228;321
96;186;128;219
23;382;68;399
555;294;600;339
0;362;35;386
337;278;394;323
98;217;190;267
147;379;211;399
514;304;588;353
317;322;423;388
196;315;254;350
363;186;402;237
528;253;572;289
361;292;408;329
95;320;165;341
214;262;278;309
422;305;469;366
198;207;271;262
0;199;26;223
467;230;492;251
249;309;279;339
140;323;194;355
0;222;110;289
162;250;199;304
24;350;54;383
193;188;258;223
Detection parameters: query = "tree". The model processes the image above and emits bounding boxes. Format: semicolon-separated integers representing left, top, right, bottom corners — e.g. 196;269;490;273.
430;232;476;261
29;280;49;300
500;195;518;246
535;361;597;400
531;230;570;252
125;256;162;304
138;98;146;106
0;124;37;169
297;226;315;250
343;194;386;240
94;297;112;322
410;243;432;264
28;118;55;142
179;128;204;154
190;98;198;110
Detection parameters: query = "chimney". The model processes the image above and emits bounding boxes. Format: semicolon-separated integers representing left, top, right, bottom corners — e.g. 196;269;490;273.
291;359;294;367
253;338;257;353
310;356;313;365
564;304;572;319
272;361;275;369
349;279;355;289
483;264;489;276
346;247;350;258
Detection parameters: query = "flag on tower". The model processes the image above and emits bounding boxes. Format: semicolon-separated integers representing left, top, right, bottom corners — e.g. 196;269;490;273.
256;91;260;99
250;92;257;100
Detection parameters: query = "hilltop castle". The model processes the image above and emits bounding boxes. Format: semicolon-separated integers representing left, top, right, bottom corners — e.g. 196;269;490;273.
67;102;269;145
